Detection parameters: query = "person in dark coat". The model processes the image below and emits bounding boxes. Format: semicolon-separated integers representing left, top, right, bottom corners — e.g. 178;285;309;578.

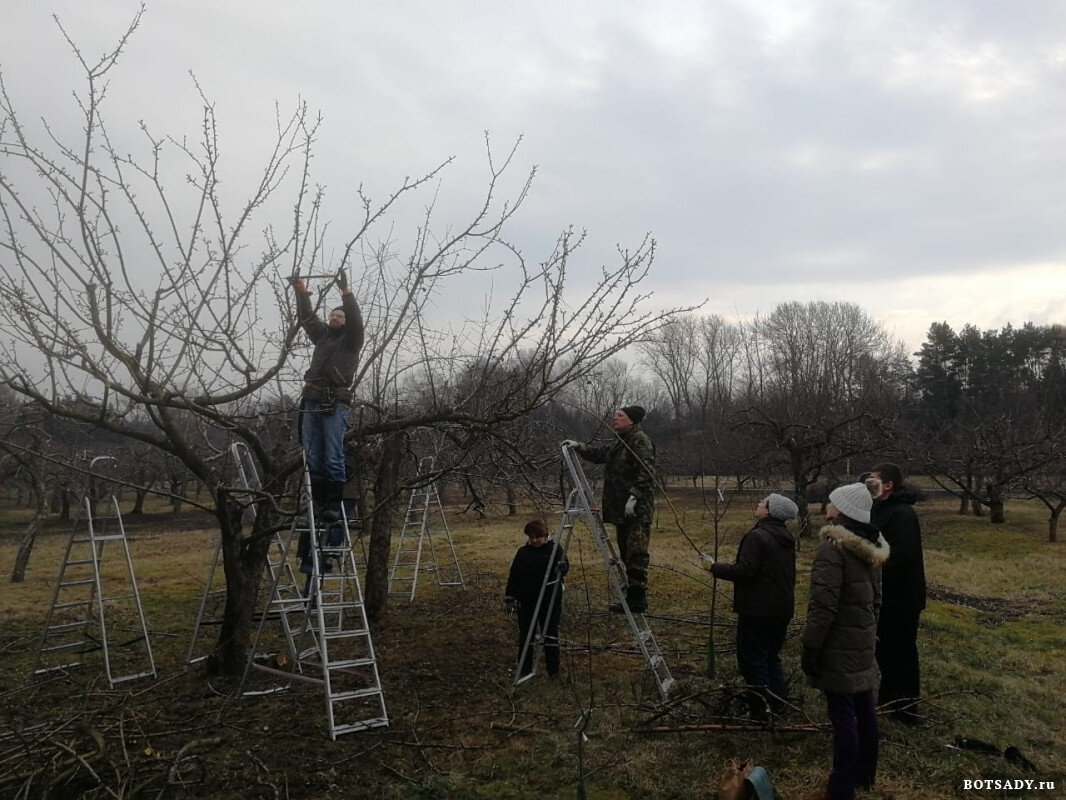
869;462;926;723
564;405;656;612
505;519;569;678
702;492;799;720
290;269;364;520
801;478;889;800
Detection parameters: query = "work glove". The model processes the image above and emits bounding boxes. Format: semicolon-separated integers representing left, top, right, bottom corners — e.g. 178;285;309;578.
503;596;517;617
335;268;349;292
561;439;580;449
555;561;569;578
624;495;638;518
801;646;820;677
699;553;715;571
289;276;307;293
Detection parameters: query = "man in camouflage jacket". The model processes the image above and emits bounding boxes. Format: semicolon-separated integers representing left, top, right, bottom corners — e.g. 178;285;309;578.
566;405;656;612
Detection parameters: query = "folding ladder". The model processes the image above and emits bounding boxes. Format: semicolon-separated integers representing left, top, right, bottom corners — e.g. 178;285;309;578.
239;460;388;739
32;493;157;686
388;456;464;601
187;443;304;664
513;443;674;700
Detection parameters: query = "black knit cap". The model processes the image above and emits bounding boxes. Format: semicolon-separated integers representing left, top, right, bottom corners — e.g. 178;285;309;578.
620;405;646;424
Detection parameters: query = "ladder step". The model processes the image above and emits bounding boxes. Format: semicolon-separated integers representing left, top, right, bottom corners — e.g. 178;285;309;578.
330;687;383;703
333;717;389;736
55;599;94;610
110;669;156;684
328;657;377;669
103;593;136;602
42;641;95;654
66;559;95;567
322;629;370;640
60;579;96;588
45;620;92;632
317;601;364;612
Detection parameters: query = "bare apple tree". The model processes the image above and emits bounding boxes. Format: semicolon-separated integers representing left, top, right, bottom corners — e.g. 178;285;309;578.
0;12;690;673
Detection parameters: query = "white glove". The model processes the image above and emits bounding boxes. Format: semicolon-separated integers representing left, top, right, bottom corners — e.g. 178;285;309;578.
699;553;715;571
562;439;580;449
624;495;638;517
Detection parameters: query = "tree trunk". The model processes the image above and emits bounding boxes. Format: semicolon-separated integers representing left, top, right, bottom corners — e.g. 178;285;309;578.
59;489;71;521
972;497;984;517
170;479;185;513
131;485;148;515
958;494;970;514
212;489;272;676
365;432;404;632
987;484;1006;524
506;482;517;516
11;477;46;583
1048;502;1062;543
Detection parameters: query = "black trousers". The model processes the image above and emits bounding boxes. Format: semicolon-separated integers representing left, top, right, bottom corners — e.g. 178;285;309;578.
517;598;562;677
736;615;790;717
876;606;922;716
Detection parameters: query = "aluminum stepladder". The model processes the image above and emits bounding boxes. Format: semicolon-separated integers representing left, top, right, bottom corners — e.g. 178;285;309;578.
513;443;674;700
388;456;465;601
32;489;157;687
239;455;388;740
186;442;304;665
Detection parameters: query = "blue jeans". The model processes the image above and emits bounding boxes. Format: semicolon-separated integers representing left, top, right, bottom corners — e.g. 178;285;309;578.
301;400;349;482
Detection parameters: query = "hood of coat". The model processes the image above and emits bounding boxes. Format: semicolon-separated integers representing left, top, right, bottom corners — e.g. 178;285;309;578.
820;523;890;567
759;517;796;549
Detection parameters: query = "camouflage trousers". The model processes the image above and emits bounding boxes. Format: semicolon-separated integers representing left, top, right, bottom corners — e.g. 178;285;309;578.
615;516;652;589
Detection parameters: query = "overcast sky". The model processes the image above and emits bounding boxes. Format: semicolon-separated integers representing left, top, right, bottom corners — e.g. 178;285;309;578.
4;0;1065;355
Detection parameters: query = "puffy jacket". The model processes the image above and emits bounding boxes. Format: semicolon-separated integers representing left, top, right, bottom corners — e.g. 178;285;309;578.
711;517;796;619
871;488;926;611
801;521;890;694
296;290;364;403
573;425;656;524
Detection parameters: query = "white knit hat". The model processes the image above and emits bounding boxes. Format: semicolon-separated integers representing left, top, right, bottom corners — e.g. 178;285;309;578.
829;482;874;524
764;493;799;521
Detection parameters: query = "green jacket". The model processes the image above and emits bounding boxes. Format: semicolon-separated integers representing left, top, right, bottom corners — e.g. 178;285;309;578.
574;425;656;524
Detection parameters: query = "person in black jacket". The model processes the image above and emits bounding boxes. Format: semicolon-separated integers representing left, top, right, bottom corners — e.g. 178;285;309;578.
290;269;364;520
505;519;569;678
703;493;799;720
869;462;926;724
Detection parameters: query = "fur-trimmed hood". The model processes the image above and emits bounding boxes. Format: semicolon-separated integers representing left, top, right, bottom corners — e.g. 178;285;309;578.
820;523;890;567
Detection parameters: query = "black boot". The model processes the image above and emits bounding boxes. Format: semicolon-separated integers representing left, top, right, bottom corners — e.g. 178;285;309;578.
627;585;647;613
609;585;647;614
320;481;345;522
309;480;329;520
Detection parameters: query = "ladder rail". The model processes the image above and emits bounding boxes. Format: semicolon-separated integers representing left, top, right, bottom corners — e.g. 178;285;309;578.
240;453;388;740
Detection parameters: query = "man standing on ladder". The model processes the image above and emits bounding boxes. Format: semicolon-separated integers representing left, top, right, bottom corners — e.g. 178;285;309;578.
564;405;656;613
290;269;364;521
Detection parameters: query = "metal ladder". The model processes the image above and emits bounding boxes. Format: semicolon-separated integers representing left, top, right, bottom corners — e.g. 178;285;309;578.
187;443;303;665
32;493;157;687
388;456;464;600
239;460;388;740
513;443;674;700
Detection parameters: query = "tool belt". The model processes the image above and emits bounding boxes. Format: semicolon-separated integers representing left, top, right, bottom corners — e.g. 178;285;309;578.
304;381;338;412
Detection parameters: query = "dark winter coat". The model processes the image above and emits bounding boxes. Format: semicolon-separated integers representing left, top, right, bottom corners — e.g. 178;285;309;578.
711;517;796;619
801;521;890;694
296;290;364;403
574;425;656;525
505;540;569;607
871;488;926;611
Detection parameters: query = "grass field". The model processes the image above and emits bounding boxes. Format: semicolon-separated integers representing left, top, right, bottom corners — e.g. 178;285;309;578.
0;490;1063;799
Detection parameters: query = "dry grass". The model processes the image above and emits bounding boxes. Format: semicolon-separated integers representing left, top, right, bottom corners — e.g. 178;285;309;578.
0;492;1062;799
